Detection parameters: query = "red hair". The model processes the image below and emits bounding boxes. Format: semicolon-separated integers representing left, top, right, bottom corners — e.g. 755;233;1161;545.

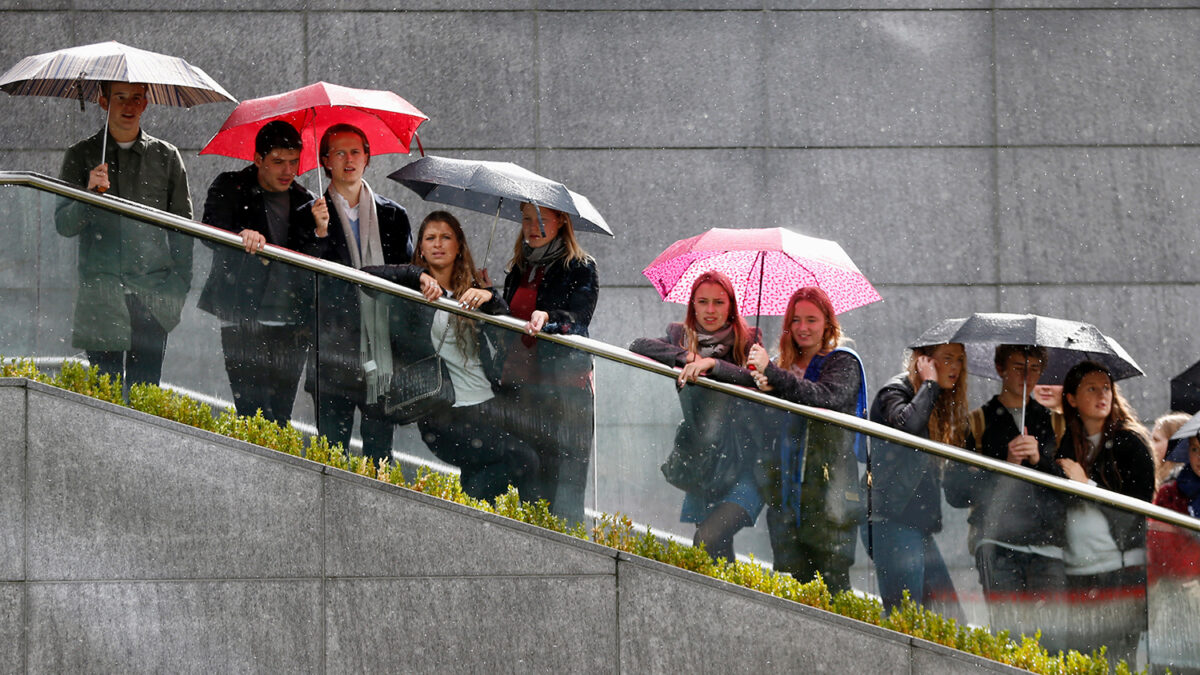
680;270;753;366
777;287;842;371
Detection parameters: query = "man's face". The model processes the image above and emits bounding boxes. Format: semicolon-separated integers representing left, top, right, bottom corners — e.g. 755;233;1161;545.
998;353;1044;399
254;148;301;192
99;82;148;139
323;132;368;187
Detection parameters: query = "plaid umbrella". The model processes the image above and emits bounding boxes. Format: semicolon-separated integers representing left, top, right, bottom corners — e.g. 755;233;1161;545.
0;41;235;107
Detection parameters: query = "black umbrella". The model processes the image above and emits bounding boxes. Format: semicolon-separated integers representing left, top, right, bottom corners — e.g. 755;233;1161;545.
910;313;1144;429
1170;359;1200;415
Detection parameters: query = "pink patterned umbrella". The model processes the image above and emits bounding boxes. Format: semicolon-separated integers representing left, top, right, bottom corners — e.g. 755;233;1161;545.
642;227;881;316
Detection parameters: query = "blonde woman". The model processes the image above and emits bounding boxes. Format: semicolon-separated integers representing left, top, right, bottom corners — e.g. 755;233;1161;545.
1150;411;1190;489
868;341;967;614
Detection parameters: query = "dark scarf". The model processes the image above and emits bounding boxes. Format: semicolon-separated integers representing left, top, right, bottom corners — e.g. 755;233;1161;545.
522;237;568;272
694;323;735;359
1177;464;1200;518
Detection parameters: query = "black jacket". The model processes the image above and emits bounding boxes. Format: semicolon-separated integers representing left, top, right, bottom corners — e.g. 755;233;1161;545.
299;191;413;398
502;257;598;337
362;263;510;386
197;165;317;323
1056;427;1154;552
944;397;1066;551
867;373;947;533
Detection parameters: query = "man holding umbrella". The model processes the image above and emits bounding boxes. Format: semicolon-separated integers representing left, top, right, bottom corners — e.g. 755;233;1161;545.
944;344;1068;646
197;120;317;426
56;80;193;389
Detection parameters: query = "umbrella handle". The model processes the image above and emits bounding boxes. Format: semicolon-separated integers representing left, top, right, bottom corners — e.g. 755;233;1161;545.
414;131;425;158
311;112;323;195
483;198;501;269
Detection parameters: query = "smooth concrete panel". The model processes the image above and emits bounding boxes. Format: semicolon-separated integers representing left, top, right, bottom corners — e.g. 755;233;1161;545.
326;576;617;672
308;11;537;150
999;0;1195;6
588;285;695;354
0;583;22;674
539;148;768;287
76;0;299;7
996;10;1200;145
618;556;907;673
996;283;1199;419
25;389;324;580
764;148;996;286
911;639;1029;674
309;0;532;7
767;11;993;147
775;1;989;6
71;12;305;152
323;473;616;578
0;386;25;581
0;151;65;178
538;12;766;148
26;580;321;673
0;15;79;150
997;147;1200;284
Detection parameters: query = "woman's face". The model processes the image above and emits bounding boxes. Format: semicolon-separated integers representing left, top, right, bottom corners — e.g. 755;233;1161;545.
1151;424;1174;464
419;220;459;272
1066;371;1113;426
929;343;965;390
521;204;562;249
789;300;827;354
692;282;732;332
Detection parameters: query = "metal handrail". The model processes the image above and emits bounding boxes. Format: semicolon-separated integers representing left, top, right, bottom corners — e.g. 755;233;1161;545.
7;169;1199;534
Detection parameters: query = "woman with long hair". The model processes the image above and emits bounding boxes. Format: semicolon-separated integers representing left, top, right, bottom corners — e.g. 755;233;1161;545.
1150;411;1190;489
499;203;599;527
1055;361;1153;662
868;340;967;615
364;211;537;500
630;270;763;563
745;286;867;593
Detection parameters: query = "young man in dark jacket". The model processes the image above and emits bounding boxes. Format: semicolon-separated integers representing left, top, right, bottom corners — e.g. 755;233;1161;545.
197;121;317;425
944;345;1067;634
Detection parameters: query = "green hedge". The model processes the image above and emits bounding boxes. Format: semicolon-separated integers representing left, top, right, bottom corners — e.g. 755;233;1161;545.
1;358;1144;674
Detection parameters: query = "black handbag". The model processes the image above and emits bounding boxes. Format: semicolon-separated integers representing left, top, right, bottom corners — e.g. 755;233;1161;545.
660;385;744;501
382;324;455;425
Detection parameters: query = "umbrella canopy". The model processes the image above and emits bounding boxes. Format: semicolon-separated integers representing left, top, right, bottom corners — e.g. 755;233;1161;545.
0;41;235;107
200;81;428;175
641;227;881;316
909;312;1144;384
388;155;613;236
1170;359;1200;416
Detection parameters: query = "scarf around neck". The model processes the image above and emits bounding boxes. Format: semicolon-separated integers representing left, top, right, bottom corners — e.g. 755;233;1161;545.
328;180;383;269
523;236;568;271
694;323;735;359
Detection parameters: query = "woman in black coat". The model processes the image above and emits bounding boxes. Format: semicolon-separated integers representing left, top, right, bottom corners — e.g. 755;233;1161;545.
365;212;537;500
1055;361;1154;662
630;270;763;563
498;203;599;527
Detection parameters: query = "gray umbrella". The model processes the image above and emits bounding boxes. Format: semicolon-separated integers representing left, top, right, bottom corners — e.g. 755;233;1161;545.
909;313;1143;429
388;155;613;263
910;313;1143;384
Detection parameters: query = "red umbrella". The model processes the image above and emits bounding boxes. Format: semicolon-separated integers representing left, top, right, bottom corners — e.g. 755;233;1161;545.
642;227;881;318
200;81;428;185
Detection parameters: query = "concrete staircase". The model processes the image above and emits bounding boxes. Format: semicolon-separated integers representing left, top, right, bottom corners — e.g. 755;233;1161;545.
0;378;1022;673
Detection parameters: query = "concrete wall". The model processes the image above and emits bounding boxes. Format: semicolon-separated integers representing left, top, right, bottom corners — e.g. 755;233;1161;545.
1;2;1197;419
0;377;1029;672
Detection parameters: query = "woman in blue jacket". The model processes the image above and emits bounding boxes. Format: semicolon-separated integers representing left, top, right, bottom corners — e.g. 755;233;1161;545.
747;286;867;593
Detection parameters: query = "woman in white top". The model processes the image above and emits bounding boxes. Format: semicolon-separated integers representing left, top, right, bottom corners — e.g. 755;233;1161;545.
1055;360;1153;662
365;211;537;500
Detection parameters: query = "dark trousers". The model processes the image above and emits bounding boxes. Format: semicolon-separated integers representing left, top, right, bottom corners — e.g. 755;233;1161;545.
767;505;857;593
976;544;1066;595
220;322;309;426
87;294;167;389
418;396;539;501
314;391;394;464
